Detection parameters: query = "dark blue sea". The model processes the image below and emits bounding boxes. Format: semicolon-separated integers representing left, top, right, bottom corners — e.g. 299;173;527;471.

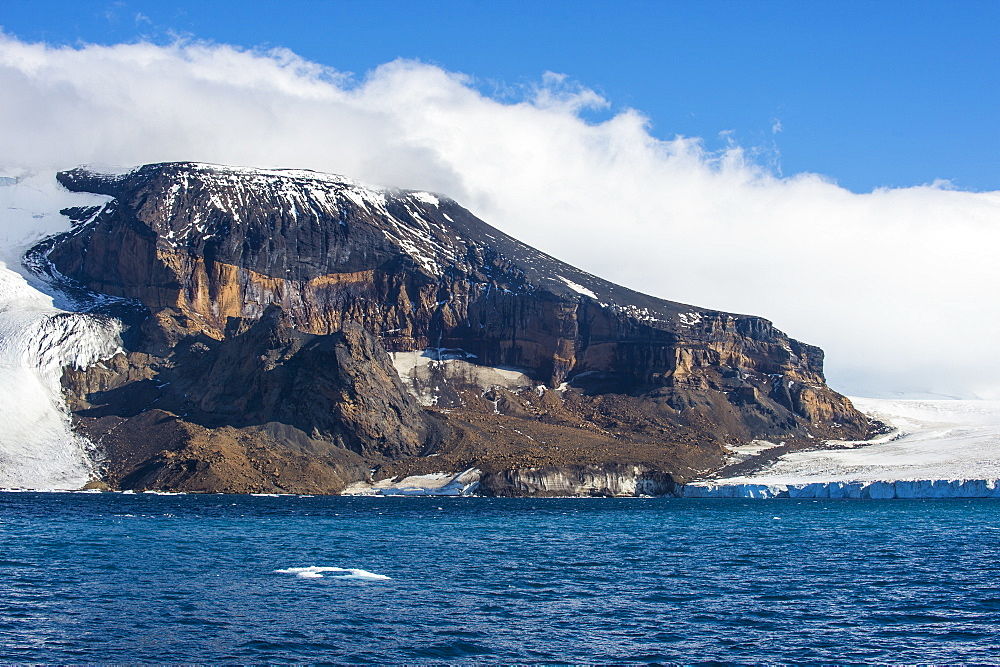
2;493;1000;664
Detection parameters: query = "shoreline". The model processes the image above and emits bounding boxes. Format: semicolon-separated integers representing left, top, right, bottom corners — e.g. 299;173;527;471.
8;478;1000;499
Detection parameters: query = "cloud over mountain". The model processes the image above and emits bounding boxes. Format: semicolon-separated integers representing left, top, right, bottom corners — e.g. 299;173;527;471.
1;33;997;398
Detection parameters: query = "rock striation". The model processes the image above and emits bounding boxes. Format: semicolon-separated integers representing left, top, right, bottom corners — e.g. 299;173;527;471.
36;162;875;495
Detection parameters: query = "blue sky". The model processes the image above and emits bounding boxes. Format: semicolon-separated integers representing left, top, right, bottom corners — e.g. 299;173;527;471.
3;0;997;193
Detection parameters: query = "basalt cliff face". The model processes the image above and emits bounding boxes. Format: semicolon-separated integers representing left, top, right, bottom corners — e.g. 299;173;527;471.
37;162;874;495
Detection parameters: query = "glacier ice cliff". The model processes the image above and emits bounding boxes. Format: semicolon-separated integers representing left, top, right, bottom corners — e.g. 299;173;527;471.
684;398;1000;498
679;479;1000;499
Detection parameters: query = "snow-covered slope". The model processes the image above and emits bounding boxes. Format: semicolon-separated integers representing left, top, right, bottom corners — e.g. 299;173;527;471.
0;171;122;489
683;398;1000;498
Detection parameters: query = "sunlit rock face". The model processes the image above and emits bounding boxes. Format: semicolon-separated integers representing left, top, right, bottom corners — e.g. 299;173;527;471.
32;162;873;494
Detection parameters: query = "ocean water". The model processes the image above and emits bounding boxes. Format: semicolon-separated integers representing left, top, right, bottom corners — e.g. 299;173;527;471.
2;494;1000;663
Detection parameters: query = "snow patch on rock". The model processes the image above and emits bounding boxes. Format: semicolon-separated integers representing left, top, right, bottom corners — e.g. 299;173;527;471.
556;275;597;299
410;191;440;207
391;348;534;406
678;312;703;326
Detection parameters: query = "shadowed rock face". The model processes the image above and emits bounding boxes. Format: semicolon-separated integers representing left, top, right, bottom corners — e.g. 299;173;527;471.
42;162;873;494
62;306;444;493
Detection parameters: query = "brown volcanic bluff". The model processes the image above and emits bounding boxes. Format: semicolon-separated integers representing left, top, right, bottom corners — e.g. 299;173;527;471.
43;163;873;494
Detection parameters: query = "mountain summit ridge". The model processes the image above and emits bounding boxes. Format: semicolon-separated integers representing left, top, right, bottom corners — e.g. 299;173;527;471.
38;162;873;495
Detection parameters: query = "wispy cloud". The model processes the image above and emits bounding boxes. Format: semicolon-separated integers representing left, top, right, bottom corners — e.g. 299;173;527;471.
1;34;997;399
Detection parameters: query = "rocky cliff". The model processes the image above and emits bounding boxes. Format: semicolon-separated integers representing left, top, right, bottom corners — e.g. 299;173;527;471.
35;162;874;495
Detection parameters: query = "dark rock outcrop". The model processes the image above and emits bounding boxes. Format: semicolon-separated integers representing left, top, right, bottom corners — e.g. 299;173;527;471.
63;305;443;492
39;162;875;494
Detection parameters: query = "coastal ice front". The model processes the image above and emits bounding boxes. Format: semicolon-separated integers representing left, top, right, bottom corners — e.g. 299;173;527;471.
683;397;1000;498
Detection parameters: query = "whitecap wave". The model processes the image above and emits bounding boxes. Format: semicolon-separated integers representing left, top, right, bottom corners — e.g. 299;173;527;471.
273;566;391;581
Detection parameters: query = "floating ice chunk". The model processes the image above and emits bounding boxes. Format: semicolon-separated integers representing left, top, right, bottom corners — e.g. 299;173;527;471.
274;566;391;581
296;570;324;579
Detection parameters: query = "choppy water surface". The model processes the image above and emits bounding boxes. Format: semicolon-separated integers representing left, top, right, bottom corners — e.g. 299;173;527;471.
2;494;999;663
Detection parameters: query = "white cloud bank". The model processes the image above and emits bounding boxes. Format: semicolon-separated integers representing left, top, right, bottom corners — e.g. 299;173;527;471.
1;34;998;399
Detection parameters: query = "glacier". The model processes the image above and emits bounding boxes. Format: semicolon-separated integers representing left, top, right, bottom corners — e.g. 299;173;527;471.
680;397;1000;498
0;171;122;489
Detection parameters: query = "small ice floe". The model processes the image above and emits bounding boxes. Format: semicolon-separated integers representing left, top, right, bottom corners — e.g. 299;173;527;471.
273;566;391;581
